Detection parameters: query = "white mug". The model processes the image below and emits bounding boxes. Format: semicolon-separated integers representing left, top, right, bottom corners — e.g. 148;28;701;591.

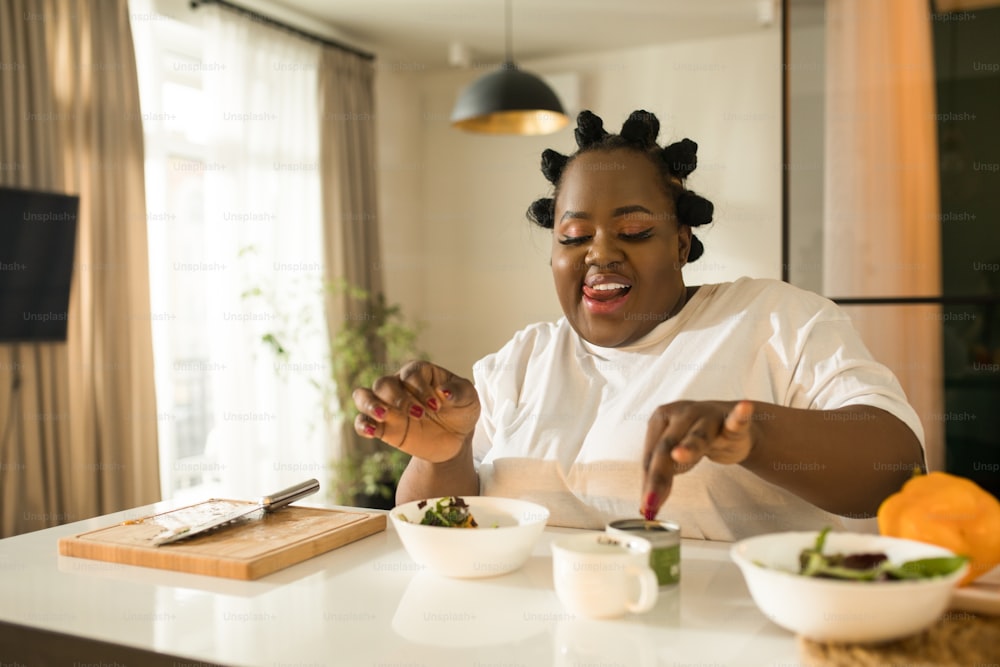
551;532;659;619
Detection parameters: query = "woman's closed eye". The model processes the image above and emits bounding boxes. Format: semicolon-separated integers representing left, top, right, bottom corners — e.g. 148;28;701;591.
621;228;654;241
558;228;654;246
558;235;591;246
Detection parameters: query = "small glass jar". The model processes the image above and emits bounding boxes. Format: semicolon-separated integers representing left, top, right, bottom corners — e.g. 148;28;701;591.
606;519;680;587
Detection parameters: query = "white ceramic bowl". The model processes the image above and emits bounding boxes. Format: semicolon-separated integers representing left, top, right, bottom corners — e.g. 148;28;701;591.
390;496;550;578
731;531;968;643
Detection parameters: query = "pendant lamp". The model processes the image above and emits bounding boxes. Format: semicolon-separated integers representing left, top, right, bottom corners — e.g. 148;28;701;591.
450;0;569;135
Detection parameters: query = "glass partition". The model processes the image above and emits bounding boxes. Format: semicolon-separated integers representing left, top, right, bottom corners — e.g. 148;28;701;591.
785;0;1000;496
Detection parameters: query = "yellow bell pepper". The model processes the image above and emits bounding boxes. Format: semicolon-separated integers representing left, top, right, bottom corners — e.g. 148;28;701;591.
878;471;1000;586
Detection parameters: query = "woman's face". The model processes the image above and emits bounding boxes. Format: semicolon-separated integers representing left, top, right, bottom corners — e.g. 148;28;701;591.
551;148;692;347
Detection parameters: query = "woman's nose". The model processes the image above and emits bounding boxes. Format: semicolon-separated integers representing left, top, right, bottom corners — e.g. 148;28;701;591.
585;232;624;267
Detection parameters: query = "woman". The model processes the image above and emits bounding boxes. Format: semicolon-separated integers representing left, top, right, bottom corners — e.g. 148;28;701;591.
352;109;924;540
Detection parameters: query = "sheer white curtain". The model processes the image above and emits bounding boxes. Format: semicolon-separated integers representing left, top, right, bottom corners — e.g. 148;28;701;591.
197;7;331;499
823;0;944;470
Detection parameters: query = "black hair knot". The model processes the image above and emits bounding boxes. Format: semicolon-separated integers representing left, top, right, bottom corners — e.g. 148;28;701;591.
574;110;608;149
541;149;569;186
619;110;659;147
688;235;705;263
676;191;713;227
526;197;555;229
662;138;699;180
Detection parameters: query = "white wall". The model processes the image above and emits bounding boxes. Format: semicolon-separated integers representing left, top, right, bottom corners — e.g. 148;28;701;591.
373;67;428;329
376;28;782;378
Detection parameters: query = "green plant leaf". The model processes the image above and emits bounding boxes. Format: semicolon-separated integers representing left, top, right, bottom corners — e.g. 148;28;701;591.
260;333;287;356
887;556;968;579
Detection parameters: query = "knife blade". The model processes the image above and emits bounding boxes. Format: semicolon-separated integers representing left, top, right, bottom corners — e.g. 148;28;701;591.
152;478;320;546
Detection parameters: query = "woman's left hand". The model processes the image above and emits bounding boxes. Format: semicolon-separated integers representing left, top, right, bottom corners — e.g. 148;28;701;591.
640;400;755;519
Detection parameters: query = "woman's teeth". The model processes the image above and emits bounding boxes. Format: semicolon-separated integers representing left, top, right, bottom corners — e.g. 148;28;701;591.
591;283;628;291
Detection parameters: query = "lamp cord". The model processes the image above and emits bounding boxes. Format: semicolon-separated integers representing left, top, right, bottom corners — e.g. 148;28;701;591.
504;0;512;64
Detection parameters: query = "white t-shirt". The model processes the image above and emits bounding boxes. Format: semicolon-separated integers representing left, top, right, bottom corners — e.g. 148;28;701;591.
471;277;924;541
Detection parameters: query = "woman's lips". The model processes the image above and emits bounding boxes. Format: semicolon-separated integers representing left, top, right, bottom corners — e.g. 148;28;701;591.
582;283;632;314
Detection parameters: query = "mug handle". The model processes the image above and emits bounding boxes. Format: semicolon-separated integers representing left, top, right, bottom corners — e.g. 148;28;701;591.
625;565;659;614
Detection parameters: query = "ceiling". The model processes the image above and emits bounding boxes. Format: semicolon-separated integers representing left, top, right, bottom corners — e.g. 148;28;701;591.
263;0;782;67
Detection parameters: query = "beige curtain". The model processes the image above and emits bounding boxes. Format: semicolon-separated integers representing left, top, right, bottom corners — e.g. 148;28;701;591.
0;0;159;536
317;48;383;460
823;0;944;470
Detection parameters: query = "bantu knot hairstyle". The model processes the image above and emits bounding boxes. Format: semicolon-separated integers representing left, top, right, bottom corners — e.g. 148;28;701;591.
527;109;715;263
527;197;555;229
662;137;698;179
574;110;609;148
619;109;659;147
540;149;568;185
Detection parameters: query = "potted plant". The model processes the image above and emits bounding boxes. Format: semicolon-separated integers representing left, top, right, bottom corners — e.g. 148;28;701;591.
327;283;421;508
240;251;421;508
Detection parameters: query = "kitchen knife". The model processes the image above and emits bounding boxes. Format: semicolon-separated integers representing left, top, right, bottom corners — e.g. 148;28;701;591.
152;478;320;546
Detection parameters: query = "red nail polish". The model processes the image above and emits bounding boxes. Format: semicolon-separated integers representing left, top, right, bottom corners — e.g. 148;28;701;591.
642;492;658;520
441;389;453;399
426;398;439;411
409;405;424;418
373;406;386;420
363;423;376;436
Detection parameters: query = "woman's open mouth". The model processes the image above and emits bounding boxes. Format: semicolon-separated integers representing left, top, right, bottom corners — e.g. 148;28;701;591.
582;282;632;315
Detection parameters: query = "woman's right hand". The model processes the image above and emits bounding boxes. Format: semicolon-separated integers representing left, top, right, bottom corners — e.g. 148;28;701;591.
352;360;481;463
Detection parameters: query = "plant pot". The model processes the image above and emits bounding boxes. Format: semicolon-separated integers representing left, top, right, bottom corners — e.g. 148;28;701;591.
351;491;396;511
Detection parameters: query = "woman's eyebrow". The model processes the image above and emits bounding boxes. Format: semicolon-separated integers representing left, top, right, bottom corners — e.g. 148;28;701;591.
613;205;654;217
559;204;654;224
559;209;589;222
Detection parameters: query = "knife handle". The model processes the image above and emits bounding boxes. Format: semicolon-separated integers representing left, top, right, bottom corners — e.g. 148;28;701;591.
261;478;320;511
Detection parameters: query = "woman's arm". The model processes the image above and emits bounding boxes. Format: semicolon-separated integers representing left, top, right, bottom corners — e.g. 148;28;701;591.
395;435;480;504
641;400;924;520
740;403;923;516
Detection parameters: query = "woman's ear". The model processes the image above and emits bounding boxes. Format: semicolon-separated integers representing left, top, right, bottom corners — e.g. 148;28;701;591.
676;225;693;268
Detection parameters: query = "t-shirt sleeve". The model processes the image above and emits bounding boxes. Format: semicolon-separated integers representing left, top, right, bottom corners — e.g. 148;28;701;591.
470;353;498;467
468;323;548;467
786;317;926;448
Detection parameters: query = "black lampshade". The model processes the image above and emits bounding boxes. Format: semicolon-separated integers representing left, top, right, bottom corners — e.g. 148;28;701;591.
450;62;569;135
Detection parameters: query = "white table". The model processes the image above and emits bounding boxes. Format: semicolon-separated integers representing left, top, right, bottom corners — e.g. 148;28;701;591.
0;501;802;666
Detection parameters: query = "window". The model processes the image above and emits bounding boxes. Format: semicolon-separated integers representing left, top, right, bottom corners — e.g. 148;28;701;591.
132;3;331;503
134;14;218;501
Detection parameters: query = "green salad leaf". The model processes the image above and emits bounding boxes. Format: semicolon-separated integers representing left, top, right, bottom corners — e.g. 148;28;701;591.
418;496;478;528
884;556;970;580
788;527;967;581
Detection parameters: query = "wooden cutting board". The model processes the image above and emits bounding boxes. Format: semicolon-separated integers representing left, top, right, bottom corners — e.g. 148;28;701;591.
58;501;386;580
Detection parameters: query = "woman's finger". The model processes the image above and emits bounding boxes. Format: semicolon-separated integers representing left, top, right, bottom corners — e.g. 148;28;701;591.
671;416;718;465
354;412;381;439
641;405;697;519
723;400;754;437
354;410;413;452
371;374;426;420
352;387;389;422
399;361;480;423
397;361;437;410
641;442;675;520
703;400;755;465
397;361;469;412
